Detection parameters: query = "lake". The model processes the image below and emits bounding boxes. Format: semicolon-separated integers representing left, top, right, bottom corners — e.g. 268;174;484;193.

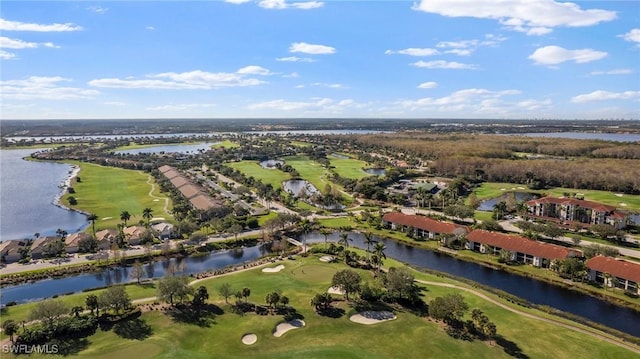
113;142;218;155
0;149;88;241
477;191;537;211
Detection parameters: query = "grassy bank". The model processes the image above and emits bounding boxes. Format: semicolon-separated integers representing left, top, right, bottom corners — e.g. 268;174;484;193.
227;161;291;190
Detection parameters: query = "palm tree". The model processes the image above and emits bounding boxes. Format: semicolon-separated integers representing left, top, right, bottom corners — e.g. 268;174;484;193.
120;210;131;227
338;233;352;248
142;208;153;227
493;201;507;220
320;228;331;251
299;218;313;250
373;242;387;273
363;231;377;259
87;213;98;237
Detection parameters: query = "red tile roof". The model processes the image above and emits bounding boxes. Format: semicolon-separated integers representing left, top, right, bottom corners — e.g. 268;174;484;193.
526;196;616;213
586;256;640;283
467;230;581;260
158;165;173;173
382;212;469;235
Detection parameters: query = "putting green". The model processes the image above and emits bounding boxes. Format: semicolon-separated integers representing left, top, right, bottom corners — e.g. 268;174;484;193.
290;263;338;282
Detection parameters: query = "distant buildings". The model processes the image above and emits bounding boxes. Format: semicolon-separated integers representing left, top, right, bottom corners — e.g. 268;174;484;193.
382;212;468;242
526;196;630;229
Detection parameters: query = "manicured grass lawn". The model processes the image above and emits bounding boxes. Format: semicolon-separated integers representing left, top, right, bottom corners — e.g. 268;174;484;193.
211;140;240;149
317;217;357;229
474;182;640;211
61;162;172;230
474;210;494;222
289;140;312;147
227;161;291;189
328;154;372;180
282;155;329;191
1;255;636;358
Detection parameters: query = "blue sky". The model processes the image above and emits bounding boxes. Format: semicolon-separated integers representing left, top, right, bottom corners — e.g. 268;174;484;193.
1;0;639;120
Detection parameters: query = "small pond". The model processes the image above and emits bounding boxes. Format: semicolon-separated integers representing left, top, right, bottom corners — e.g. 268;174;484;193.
364;168;386;176
478;191;537;211
259;159;284;169
282;180;319;197
331;153;349;159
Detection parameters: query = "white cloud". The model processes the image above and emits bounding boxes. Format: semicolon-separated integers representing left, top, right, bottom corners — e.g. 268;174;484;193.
0;50;16;59
0;36;59;49
413;0;616;35
146;26;156;31
418;81;438;89
385;48;440;56
1;76;99;100
248;97;359;112
225;0;252;4
103;101;126;106
89;67;271;89
147;103;217;111
258;0;324;10
310;82;345;88
397;88;520;111
571;90;640;103
237;65;272;75
529;45;607;65
87;6;108;14
410;60;478;70
589;69;633;76
276;56;315;62
516;99;552;111
289;42;335;55
619;28;640;46
283;72;299;78
0;18;83;32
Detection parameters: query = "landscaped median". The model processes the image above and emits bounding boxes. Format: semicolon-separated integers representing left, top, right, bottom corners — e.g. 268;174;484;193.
1;252;638;358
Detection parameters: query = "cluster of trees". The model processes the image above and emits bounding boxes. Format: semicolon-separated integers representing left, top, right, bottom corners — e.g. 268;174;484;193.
429;293;497;342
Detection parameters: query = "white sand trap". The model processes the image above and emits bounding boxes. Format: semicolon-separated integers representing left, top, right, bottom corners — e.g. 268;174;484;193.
350;311;397;325
242;333;257;345
262;264;285;273
153;199;160;202
327;286;344;295
319;255;335;263
500;188;506;191
621;203;628;206
615;193;623;197
151;217;165;221
517;187;525;189
101;217;112;220
273;319;305;337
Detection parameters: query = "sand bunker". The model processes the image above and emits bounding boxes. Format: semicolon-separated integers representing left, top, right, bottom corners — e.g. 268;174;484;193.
262;264;285;273
327;286;344;295
273;319;305;337
350;311;397;325
241;333;257;345
319;256;335;263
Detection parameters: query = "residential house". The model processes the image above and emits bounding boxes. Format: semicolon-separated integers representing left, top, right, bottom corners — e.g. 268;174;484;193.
526;196;629;229
95;229;118;250
123;225;148;246
30;236;64;259
65;232;93;254
152;222;175;240
0;240;28;264
586;256;640;295
382;212;469;244
466;230;581;268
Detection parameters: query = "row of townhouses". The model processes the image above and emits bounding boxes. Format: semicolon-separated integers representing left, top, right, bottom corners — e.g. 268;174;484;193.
382;212;640;295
